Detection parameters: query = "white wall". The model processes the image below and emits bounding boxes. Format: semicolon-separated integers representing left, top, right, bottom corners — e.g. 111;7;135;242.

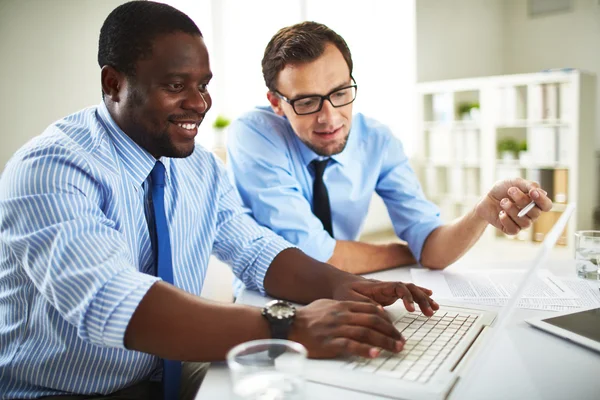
0;0;127;172
502;0;600;146
416;0;505;82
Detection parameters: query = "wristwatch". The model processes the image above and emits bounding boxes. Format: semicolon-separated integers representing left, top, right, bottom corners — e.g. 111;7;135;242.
261;299;296;340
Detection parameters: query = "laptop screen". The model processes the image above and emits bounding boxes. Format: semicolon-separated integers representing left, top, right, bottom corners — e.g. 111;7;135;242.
543;307;600;342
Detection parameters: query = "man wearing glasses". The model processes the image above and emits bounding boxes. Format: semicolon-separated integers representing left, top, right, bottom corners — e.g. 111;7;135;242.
227;22;551;292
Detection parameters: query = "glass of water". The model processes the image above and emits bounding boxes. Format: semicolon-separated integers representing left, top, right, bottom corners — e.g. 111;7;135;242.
227;339;307;400
575;230;600;280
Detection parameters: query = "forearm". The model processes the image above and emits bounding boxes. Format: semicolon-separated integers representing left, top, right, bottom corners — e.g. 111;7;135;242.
420;207;488;269
125;282;270;361
327;240;416;274
263;248;360;304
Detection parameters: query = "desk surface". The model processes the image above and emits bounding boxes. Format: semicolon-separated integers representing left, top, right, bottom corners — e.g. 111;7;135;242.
196;259;600;400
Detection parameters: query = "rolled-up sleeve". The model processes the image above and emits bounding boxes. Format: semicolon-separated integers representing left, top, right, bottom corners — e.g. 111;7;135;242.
376;134;443;263
211;161;295;295
0;145;159;349
227;117;336;263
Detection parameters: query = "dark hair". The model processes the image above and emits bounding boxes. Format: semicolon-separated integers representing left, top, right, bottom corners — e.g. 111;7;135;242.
98;1;202;76
262;21;353;92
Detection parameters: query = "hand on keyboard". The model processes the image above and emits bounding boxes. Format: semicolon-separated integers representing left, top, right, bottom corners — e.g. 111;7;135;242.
289;299;406;359
332;279;439;316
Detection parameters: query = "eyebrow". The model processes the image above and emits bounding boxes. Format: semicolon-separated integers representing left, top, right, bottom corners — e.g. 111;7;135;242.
162;72;213;81
291;79;353;98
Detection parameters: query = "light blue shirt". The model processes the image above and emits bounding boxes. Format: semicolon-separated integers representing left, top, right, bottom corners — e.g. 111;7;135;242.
227;106;442;266
0;102;292;399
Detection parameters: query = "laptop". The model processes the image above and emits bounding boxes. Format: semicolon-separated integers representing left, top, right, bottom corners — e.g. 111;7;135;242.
301;203;576;400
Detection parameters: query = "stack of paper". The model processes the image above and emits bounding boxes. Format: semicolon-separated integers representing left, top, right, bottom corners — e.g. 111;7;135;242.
410;268;600;312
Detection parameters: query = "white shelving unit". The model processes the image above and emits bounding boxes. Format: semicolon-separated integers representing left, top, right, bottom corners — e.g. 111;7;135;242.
415;71;597;247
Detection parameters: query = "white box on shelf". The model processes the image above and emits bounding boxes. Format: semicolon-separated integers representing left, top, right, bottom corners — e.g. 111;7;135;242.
557;127;570;165
428;127;452;164
432;92;453;122
464;168;480;196
528;84;544;121
453;130;465;162
464;129;479;163
450;167;464;199
425;166;438;197
501;87;517;123
496;164;522;182
529;127;557;165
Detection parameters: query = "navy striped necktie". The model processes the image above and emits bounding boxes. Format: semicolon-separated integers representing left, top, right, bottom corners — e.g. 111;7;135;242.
150;162;181;400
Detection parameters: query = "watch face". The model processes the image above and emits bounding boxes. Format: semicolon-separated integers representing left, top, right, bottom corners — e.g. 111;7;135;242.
266;300;295;319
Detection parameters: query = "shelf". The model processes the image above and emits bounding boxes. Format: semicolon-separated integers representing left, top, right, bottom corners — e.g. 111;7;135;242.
418;71;597;249
495;160;570;170
423;160;480;168
423;120;480;130
495;120;569;129
430;194;481;204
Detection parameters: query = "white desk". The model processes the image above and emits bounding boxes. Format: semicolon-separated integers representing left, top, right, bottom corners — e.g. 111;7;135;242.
196;259;600;400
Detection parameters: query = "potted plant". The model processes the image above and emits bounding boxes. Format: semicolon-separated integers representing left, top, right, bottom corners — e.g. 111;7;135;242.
212;115;231;149
497;137;519;160
517;140;529;163
458;102;480;121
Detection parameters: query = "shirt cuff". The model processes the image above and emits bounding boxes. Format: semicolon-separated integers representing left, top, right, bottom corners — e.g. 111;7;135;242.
83;267;160;348
407;220;444;264
297;231;336;263
254;235;297;296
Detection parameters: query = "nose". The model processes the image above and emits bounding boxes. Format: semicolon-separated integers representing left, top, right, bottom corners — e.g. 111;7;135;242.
182;87;211;115
316;98;335;124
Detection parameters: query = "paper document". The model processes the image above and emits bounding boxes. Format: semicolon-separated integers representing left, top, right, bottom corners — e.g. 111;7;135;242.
410;269;576;300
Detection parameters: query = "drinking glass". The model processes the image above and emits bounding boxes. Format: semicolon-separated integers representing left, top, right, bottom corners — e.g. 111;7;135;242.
227;339;307;400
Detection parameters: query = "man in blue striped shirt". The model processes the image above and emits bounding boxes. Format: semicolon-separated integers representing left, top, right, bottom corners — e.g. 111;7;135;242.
227;22;553;283
0;2;439;399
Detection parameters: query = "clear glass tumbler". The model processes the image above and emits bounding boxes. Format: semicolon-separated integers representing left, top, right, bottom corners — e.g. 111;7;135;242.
574;230;600;280
227;339;307;400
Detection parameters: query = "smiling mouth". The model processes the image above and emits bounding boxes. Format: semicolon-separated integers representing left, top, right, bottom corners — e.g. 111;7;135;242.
169;115;206;134
314;126;342;137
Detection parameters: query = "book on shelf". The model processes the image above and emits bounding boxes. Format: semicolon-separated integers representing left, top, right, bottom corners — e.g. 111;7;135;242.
544;83;559;120
529;83;560;121
553;169;568;204
533;210;568;246
527;168;568;204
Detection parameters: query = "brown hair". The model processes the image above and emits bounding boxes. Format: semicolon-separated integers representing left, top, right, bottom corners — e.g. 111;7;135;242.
262;21;353;92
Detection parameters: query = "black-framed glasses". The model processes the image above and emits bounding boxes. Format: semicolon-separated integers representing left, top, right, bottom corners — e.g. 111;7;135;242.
275;78;358;115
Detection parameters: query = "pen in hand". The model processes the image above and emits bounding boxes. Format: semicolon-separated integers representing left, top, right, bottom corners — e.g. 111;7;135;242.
517;200;536;218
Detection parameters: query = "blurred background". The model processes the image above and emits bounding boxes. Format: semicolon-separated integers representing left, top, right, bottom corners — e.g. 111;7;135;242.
1;0;599;300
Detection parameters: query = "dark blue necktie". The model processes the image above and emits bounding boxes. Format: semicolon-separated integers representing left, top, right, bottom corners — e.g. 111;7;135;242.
150;162;181;400
311;158;333;237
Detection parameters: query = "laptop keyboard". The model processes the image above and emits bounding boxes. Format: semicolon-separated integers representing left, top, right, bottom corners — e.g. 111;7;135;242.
342;310;480;384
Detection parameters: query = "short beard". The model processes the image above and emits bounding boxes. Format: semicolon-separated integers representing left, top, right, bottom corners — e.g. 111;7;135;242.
303;132;349;157
126;84;195;159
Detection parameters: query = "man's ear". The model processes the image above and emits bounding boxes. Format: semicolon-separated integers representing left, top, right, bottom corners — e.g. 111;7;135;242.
267;91;285;116
101;65;125;102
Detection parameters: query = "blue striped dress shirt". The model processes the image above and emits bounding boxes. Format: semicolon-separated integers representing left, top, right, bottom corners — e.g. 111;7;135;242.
0;102;292;398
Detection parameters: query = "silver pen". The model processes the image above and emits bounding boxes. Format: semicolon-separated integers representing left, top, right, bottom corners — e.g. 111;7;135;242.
517;201;536;218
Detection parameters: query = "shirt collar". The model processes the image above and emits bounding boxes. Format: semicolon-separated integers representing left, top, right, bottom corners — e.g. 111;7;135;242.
97;101;171;187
